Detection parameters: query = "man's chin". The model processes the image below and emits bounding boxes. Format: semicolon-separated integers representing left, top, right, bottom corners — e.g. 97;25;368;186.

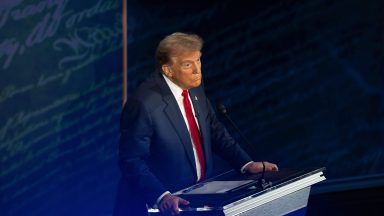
185;79;202;89
192;81;201;88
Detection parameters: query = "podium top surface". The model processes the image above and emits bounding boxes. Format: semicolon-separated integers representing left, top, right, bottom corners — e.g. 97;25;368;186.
173;167;326;208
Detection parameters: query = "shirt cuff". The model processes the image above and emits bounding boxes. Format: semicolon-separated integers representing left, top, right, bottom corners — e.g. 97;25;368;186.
156;191;171;206
240;161;254;174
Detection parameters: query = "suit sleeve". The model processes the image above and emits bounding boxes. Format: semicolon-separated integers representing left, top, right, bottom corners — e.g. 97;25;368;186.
118;98;167;205
206;99;253;170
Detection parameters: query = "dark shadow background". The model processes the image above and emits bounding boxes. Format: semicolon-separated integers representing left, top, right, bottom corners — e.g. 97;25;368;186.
128;0;384;181
128;0;384;215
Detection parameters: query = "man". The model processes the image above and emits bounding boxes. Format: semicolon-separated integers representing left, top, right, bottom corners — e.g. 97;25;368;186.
114;32;278;216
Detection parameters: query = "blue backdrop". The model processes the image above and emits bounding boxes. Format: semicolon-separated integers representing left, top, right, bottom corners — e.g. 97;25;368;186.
128;0;384;187
1;0;121;215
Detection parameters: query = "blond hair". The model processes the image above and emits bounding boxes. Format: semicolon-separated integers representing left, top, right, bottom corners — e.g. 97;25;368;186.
155;32;203;72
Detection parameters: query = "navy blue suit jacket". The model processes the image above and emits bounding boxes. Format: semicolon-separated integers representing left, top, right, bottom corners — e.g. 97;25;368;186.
114;72;252;216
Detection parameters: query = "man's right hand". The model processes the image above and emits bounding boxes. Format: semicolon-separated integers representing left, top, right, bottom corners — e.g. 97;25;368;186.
159;193;190;216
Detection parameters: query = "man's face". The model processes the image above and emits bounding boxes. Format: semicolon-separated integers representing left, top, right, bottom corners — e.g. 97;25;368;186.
163;50;202;89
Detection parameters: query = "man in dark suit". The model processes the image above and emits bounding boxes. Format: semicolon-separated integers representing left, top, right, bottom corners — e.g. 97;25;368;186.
114;32;278;216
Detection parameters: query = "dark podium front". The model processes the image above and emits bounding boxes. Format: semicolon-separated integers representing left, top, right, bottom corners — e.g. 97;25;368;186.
148;167;326;216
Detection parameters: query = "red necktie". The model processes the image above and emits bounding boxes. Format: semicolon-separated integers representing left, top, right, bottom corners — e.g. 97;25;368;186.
182;90;205;182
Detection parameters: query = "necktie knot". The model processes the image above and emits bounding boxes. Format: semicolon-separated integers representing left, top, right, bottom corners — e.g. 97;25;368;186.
182;89;188;98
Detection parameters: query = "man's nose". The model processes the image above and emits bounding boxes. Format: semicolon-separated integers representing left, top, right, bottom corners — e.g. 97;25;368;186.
192;63;201;73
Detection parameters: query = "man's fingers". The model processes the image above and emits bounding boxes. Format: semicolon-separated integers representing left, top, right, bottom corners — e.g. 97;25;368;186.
159;194;190;215
171;197;189;215
172;204;179;215
179;197;190;206
264;161;279;171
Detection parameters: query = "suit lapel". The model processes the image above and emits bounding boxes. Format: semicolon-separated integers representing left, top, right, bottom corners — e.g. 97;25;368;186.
189;89;210;164
154;73;197;176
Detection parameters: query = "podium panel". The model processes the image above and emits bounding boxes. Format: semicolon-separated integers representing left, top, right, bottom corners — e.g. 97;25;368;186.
235;187;310;216
148;167;326;216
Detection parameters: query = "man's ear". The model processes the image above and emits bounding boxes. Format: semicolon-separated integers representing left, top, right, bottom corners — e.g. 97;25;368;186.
162;65;172;77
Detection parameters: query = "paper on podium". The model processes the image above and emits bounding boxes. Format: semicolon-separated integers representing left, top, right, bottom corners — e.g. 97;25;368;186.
177;180;255;194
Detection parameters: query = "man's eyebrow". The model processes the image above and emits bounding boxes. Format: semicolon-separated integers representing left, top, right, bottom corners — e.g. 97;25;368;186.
180;59;195;63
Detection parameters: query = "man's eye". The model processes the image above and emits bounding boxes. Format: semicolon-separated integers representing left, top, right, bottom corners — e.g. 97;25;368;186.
183;63;191;68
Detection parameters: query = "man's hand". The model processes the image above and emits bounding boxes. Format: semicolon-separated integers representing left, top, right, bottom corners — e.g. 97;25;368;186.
159;193;190;216
243;161;279;174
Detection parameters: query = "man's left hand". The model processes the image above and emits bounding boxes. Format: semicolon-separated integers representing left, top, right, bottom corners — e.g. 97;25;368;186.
243;161;279;174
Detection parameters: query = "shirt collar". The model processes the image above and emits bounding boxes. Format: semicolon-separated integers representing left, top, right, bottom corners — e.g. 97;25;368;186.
163;74;184;99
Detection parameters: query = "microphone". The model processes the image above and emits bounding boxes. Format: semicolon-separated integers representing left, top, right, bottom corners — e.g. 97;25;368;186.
216;102;256;154
217;102;272;189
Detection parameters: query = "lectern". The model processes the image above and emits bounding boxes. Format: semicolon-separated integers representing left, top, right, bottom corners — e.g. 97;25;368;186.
148;167;326;216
